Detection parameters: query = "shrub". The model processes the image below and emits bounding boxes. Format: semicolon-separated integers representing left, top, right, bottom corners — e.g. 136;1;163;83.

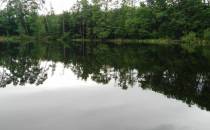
181;32;197;44
204;28;210;41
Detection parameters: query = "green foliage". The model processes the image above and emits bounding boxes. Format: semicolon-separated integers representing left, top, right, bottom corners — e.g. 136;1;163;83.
1;0;44;35
1;0;210;41
204;28;210;41
181;32;198;44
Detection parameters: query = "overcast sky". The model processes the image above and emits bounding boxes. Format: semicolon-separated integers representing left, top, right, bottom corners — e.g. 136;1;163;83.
43;0;144;14
1;0;143;14
44;0;77;14
0;0;77;13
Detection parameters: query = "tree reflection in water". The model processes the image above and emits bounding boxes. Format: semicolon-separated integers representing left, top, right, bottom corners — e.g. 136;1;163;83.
0;41;210;111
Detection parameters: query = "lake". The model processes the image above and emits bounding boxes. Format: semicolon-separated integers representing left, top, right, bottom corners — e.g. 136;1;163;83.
0;41;210;130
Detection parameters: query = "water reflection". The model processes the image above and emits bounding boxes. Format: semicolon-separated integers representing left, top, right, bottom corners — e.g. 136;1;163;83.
1;41;210;111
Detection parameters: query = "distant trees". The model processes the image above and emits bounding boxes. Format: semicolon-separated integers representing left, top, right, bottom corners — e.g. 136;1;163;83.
1;0;210;40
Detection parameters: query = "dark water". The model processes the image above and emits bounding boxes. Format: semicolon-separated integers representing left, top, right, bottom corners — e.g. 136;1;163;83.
0;41;210;130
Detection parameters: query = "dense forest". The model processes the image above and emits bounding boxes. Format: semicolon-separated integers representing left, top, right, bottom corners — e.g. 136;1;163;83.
1;0;210;40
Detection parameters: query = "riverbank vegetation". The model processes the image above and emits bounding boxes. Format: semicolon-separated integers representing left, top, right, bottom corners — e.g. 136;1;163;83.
1;0;210;44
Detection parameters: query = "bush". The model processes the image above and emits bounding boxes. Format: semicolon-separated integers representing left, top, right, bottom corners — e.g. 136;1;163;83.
204;28;210;41
181;32;197;44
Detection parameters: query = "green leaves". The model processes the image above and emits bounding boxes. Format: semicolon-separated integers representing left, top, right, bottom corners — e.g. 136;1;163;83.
1;0;45;35
204;28;210;41
1;0;210;40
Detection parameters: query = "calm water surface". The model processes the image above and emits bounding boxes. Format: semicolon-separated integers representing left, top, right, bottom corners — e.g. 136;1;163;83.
0;41;210;130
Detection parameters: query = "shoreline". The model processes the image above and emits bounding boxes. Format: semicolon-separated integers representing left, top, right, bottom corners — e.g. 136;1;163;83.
0;36;209;45
72;38;180;45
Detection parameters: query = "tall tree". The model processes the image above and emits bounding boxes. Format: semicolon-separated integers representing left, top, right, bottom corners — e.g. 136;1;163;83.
2;0;45;35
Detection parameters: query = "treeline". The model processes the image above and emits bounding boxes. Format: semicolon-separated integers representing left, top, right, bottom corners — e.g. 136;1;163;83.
1;0;210;40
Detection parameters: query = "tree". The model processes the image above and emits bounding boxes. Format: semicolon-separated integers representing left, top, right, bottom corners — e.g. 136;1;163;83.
2;0;45;35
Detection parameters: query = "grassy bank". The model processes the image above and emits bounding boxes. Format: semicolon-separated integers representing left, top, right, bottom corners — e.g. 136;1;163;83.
0;36;33;43
72;38;210;45
1;35;210;45
1;36;176;44
72;38;180;45
0;35;56;43
0;36;9;43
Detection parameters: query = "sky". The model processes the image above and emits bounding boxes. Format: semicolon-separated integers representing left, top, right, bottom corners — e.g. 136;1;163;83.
1;0;142;14
0;0;77;13
44;0;77;14
43;0;143;14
